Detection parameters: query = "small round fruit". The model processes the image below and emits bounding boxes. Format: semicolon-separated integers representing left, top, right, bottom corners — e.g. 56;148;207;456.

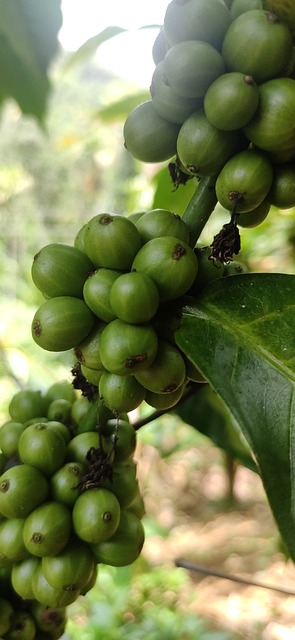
152;28;168;65
163;0;231;50
127;492;145;519
31;243;93;299
110;272;160;324
177;109;240;176
66;432;100;464
223;260;249;276
83;213;142;270
236;199;271;227
0;518;28;562
100;461;139;508
145;384;185;409
204;72;259;131
150;61;199;124
23;501;72;557
4;610;36;640
123;100;180;163
11;556;40;600
47;399;72;424
0;422;26;458
81;364;104;386
91;509;145;567
50;462;87;507
70;396;90;428
99;373;146;413
9;390;46;423
132;236;198;301
42;539;95;591
163;40;225;99
230;0;263;19
43;380;76;405
0;598;14;636
32;565;79;608
74;321;107;371
135;340;186;393
215;149;273;212
18;423;67;477
72;488;121;543
191;246;225;291
0;464;48;518
243;79;295;154
80;564;98;595
83;269;122;322
136;208;190;244
29;602;67;635
222;10;292;83
102;418;136;463
32;296;95;352
45;420;72;445
99;319;158;376
267;163;295;209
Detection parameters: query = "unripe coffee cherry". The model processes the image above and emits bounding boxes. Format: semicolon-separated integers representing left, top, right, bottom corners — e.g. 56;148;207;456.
32;296;95;352
215;149;273;212
132;236;198;301
99;319;158;376
222;10;293;83
83;268;122;322
136;208;190;244
204;72;259;131
163;0;231;50
123;100;180;163
74;321;107;371
83;213;142;269
99;373;146;413
110;272;160;324
163;40;225;99
135;340;186;393
150;61;199;124
31;243;93;299
177;109;240;176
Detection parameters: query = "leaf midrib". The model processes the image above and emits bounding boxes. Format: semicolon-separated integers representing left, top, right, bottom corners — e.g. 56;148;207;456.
182;299;295;383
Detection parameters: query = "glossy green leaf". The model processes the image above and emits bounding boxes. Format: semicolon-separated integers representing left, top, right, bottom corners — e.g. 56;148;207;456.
175;273;295;560
0;0;62;120
173;385;256;472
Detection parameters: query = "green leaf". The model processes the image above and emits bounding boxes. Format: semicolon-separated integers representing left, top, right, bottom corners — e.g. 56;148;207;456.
173;385;256;472
96;92;150;122
175;273;295;560
63;26;127;71
152;166;198;215
0;0;62;120
63;24;161;72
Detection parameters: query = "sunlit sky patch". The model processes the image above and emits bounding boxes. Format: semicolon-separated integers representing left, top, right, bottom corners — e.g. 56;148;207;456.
59;0;169;85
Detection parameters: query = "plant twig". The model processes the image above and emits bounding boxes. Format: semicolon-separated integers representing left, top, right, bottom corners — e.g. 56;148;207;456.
131;382;204;430
175;559;295;597
182;175;218;247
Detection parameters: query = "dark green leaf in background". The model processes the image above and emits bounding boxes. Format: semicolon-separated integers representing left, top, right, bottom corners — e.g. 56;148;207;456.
174;385;256;473
0;0;62;120
175;273;295;560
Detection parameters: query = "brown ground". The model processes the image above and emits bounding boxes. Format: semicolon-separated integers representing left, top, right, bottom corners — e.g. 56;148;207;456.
135;428;295;639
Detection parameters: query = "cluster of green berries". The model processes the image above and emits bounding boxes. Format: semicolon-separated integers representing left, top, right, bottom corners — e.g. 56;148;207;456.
31;209;227;414
124;0;295;228
0;381;145;638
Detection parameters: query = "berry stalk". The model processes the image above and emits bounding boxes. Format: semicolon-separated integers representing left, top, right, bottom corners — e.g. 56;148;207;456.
182;175;218;247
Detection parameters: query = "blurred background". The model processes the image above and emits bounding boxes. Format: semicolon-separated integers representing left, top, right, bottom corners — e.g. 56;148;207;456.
1;1;295;637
